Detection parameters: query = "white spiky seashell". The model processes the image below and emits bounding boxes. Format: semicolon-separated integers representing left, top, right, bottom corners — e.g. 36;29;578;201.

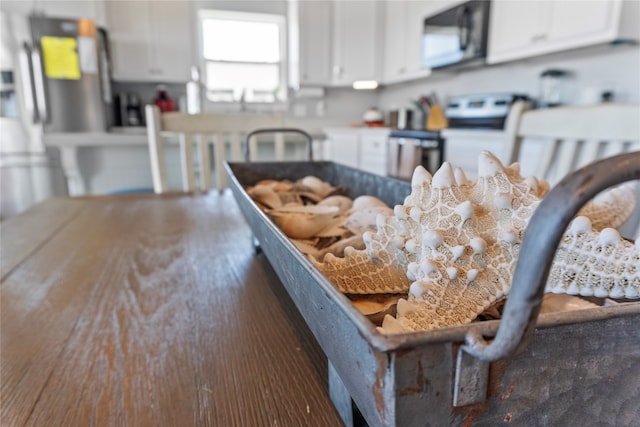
311;151;639;333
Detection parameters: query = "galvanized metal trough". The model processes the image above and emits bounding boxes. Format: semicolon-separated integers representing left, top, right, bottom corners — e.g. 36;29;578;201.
225;153;640;427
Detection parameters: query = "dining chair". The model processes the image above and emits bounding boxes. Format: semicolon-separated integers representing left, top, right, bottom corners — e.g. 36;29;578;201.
501;101;640;237
145;105;285;193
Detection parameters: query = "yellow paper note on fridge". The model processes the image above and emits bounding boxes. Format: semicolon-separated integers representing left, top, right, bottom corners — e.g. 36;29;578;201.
41;36;81;80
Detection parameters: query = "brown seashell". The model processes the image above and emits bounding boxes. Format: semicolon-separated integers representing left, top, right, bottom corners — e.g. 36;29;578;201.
247;185;282;209
351;195;388;211
343;206;393;235
350;294;401;326
299;176;336;198
316;217;350;238
318;195;353;213
268;205;340;239
256;179;293;192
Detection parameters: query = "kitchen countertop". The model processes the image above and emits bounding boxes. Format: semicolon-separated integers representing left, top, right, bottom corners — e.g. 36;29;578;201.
441;128;505;139
44;124;329;148
0;192;343;426
44;128;149;146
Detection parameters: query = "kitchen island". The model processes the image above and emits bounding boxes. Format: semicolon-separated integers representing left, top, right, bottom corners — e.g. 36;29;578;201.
0;192;343;426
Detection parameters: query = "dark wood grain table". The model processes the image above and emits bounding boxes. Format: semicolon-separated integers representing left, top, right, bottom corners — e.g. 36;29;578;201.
1;192;344;426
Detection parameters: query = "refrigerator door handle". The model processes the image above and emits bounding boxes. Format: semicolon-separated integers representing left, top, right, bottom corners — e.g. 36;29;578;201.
30;47;48;124
18;43;38;123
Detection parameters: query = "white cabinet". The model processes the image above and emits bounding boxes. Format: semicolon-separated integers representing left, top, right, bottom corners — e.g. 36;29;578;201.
382;1;407;83
442;129;504;180
288;0;332;87
331;1;382;86
488;0;636;64
382;0;433;85
106;1;194;82
4;0;108;27
324;128;360;168
290;0;383;88
323;128;390;175
359;129;389;176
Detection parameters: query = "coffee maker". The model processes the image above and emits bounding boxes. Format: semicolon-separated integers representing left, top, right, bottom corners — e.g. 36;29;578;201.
114;92;144;127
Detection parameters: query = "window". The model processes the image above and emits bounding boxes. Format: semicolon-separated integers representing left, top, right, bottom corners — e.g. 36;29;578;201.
199;10;287;104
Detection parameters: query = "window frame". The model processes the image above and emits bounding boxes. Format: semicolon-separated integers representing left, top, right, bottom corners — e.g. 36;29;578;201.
197;9;288;108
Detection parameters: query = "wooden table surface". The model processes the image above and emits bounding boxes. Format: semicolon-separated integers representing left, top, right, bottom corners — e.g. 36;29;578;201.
1;192;344;426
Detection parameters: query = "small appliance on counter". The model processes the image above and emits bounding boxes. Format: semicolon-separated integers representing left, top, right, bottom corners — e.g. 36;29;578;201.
445;93;529;129
389;108;414;130
362;107;384;127
153;84;175;113
113;92;144;127
387;130;445;180
538;69;571;108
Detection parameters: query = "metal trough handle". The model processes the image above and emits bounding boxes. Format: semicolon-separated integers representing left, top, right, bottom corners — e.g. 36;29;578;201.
463;152;640;362
243;128;314;162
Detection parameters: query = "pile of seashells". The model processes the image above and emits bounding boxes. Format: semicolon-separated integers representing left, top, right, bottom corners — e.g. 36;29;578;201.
246;151;640;333
247;175;394;260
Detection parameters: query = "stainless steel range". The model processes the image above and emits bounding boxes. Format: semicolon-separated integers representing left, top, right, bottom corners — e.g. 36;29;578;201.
445;93;529;129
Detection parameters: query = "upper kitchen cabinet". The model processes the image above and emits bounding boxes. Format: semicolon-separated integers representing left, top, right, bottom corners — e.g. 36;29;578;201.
106;1;194;82
1;0;107;26
382;0;435;85
331;0;382;86
488;0;639;64
288;0;332;87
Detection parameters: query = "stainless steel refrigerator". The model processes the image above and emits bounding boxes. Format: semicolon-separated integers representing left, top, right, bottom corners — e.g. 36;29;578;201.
23;14;113;132
1;12;112;219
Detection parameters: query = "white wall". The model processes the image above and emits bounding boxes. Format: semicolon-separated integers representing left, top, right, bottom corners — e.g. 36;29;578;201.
378;43;640;116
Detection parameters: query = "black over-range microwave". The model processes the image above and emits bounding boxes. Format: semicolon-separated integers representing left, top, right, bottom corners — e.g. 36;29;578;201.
421;0;490;69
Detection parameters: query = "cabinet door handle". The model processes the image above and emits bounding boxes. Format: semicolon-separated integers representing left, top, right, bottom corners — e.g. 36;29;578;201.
333;65;343;77
398;67;406;74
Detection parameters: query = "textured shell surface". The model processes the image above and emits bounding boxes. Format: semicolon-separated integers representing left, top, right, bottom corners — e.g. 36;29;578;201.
268;204;340;239
299;175;336;198
310;151;639;334
247;185;282;209
317;195;354;213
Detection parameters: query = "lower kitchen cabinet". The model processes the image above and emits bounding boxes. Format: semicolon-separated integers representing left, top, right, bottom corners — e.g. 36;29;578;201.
323;128;360;168
323;127;390;175
442;129;547;180
442;129;505;179
359;129;389;175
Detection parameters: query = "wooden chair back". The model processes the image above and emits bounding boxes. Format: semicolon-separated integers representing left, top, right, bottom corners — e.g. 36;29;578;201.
501;102;640;238
502;102;640;185
145;105;285;193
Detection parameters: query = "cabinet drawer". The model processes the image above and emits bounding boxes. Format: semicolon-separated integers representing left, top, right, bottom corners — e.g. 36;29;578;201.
360;139;387;157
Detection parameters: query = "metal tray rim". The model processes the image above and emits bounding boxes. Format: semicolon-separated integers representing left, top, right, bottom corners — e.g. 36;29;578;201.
225;160;640;353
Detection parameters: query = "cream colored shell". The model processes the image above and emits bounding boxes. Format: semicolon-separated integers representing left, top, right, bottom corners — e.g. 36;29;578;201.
311;151;639;333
